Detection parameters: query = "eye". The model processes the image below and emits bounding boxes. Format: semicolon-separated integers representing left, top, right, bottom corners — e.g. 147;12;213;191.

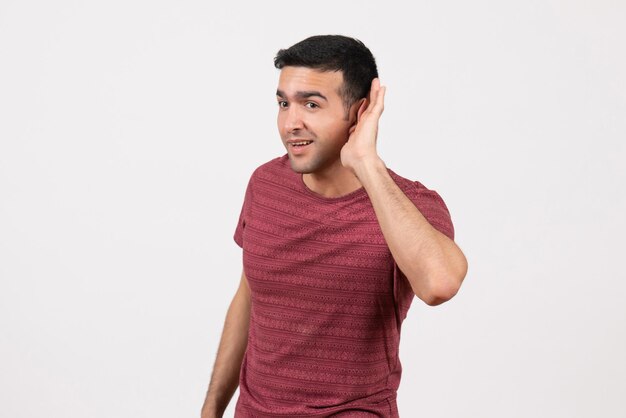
305;102;319;109
277;100;288;108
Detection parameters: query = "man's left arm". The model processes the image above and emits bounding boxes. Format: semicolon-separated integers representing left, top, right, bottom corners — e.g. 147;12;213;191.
341;79;468;306
356;158;467;306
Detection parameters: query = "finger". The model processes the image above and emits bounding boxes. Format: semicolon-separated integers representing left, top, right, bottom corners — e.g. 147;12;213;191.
367;78;379;109
367;83;385;117
374;86;385;114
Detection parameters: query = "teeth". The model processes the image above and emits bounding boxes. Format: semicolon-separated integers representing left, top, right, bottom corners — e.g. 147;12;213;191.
292;141;312;146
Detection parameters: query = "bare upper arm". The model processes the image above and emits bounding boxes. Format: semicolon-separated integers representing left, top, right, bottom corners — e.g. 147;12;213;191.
237;268;250;300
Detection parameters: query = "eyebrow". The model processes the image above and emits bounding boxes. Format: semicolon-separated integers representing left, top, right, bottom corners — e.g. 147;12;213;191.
276;89;328;101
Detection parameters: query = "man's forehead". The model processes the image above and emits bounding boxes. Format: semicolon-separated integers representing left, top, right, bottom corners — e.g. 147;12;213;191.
277;66;343;94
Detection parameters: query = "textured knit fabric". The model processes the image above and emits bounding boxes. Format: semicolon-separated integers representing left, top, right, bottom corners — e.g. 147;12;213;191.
233;154;454;417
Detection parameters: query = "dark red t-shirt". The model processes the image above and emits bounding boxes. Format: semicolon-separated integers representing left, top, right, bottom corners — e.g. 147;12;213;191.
233;154;454;417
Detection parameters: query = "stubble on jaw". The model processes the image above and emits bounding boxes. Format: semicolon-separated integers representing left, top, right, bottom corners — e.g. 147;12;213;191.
287;138;352;175
288;154;321;174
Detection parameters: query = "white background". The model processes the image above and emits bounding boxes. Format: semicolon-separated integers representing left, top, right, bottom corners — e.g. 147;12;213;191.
1;1;625;417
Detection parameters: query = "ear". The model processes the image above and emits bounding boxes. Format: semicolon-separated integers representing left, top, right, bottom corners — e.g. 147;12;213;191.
348;98;368;136
356;97;368;122
349;98;367;128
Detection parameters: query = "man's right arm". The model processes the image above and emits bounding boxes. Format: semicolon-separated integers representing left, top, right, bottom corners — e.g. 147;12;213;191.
200;269;251;418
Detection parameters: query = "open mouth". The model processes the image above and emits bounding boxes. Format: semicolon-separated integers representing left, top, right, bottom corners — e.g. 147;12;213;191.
290;140;313;147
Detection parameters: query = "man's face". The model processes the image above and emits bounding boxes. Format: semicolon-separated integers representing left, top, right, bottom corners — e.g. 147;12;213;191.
276;66;359;174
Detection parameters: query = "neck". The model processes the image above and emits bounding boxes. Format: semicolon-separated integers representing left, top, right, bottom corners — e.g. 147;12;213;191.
302;164;362;198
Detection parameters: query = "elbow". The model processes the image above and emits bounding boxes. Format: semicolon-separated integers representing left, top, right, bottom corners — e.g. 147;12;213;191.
421;264;467;306
422;281;460;306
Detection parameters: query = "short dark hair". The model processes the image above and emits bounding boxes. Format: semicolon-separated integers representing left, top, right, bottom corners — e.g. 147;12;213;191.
274;35;378;113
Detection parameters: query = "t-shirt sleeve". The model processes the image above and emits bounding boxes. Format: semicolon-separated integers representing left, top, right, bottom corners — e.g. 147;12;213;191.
233;173;255;248
409;181;455;241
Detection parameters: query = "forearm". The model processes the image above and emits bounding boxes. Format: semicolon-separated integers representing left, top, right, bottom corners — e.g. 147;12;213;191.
201;287;251;418
354;157;467;305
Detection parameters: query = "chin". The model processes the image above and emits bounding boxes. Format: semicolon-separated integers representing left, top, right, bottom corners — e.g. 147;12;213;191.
297;149;343;171
288;159;314;174
287;153;319;173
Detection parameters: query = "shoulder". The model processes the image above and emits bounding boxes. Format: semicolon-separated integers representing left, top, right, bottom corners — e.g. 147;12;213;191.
386;167;435;196
249;154;290;180
387;166;452;217
387;167;454;239
243;154;294;194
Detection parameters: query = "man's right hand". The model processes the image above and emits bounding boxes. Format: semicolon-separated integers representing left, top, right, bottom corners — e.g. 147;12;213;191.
200;269;251;418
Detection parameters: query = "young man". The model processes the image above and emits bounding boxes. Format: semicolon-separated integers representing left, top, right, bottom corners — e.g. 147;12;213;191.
201;35;468;418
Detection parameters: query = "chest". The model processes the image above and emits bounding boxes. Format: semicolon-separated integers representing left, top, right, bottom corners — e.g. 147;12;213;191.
241;193;395;295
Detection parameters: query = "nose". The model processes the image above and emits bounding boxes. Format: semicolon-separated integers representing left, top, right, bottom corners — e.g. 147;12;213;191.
282;105;305;133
